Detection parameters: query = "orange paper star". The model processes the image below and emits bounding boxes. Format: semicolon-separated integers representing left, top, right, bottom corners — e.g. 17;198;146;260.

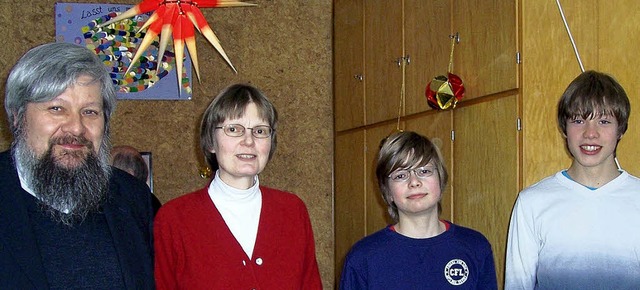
98;0;255;85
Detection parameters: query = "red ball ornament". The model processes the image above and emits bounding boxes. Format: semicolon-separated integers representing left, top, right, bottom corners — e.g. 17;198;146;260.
425;72;465;110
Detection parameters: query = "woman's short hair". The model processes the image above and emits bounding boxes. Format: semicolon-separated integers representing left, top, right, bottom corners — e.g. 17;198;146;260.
200;83;278;170
375;131;448;222
557;70;630;138
5;42;117;137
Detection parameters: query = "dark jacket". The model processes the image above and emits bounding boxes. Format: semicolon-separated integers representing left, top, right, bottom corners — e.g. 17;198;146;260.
0;151;155;289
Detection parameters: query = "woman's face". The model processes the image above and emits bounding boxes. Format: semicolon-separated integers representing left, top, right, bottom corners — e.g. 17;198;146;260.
212;102;272;189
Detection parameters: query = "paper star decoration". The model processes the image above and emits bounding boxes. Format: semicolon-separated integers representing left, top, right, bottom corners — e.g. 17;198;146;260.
98;0;256;85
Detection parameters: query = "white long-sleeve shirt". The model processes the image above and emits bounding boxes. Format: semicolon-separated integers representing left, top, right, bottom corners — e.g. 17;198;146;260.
505;170;640;290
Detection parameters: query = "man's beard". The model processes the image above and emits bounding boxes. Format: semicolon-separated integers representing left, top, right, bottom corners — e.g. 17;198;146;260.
12;134;112;226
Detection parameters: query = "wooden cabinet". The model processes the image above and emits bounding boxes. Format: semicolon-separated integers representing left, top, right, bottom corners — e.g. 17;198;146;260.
334;0;517;131
334;0;518;289
334;0;452;130
336;1;640;289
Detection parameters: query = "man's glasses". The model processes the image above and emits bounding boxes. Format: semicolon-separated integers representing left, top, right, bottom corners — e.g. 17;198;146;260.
215;124;274;139
388;166;436;182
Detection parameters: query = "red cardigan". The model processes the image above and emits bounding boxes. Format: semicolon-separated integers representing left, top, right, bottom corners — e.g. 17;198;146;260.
154;186;322;289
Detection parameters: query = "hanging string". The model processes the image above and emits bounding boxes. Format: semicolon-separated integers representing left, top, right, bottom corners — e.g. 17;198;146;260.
395;60;407;132
555;0;585;73
396;0;406;132
447;34;456;73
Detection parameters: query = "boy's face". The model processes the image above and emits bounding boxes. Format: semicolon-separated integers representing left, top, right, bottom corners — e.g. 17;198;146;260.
387;163;442;220
565;114;620;170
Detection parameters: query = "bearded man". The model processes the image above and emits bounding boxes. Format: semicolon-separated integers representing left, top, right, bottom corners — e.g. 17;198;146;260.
0;42;155;289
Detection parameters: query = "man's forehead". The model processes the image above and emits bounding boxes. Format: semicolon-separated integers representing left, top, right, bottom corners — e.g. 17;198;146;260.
74;74;101;86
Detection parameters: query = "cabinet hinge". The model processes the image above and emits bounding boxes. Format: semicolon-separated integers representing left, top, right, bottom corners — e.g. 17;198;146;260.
517;118;522;131
516;51;521;64
451;130;455;142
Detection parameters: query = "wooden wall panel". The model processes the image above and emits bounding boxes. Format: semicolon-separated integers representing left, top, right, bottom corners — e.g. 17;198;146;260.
364;1;403;125
453;0;518;100
0;1;335;288
521;0;597;186
334;131;366;282
453;95;519;289
334;0;365;131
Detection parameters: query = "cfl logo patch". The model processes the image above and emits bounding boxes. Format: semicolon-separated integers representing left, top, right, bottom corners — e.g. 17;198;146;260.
444;259;469;286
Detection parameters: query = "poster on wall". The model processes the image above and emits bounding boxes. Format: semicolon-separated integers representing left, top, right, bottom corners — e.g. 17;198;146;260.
54;2;193;100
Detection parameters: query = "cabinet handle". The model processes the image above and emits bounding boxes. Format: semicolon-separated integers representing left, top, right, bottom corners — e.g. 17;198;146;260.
449;32;460;43
353;74;364;81
396;55;410;67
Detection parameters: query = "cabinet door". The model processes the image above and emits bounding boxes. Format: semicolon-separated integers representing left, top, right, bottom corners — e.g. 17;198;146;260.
364;0;404;125
404;0;451;116
334;131;366;280
406;111;453;221
453;0;518;100
335;0;365;131
453;94;519;289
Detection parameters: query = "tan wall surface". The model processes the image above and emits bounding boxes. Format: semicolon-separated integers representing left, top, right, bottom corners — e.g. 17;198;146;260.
0;0;334;287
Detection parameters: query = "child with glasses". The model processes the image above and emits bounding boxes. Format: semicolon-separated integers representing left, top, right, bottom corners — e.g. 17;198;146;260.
340;131;497;289
154;83;322;289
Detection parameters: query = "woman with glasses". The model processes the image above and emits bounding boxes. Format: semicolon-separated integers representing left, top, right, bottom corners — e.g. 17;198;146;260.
154;84;322;289
339;131;497;289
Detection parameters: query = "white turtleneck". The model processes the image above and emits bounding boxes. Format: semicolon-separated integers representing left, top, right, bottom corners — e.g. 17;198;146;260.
208;171;262;259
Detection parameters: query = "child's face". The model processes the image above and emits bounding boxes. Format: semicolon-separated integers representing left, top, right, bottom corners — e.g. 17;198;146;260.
565;114;620;170
387;163;442;220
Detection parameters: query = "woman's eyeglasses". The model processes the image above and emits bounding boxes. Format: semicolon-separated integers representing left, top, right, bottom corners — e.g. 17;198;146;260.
215;124;274;138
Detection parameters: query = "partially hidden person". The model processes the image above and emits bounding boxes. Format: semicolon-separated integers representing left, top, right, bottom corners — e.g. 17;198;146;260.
111;145;162;215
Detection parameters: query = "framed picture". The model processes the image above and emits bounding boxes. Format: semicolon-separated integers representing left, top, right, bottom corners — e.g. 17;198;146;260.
54;2;193;100
140;152;153;193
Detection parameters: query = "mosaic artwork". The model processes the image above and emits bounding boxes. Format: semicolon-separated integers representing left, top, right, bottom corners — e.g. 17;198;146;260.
55;3;192;100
